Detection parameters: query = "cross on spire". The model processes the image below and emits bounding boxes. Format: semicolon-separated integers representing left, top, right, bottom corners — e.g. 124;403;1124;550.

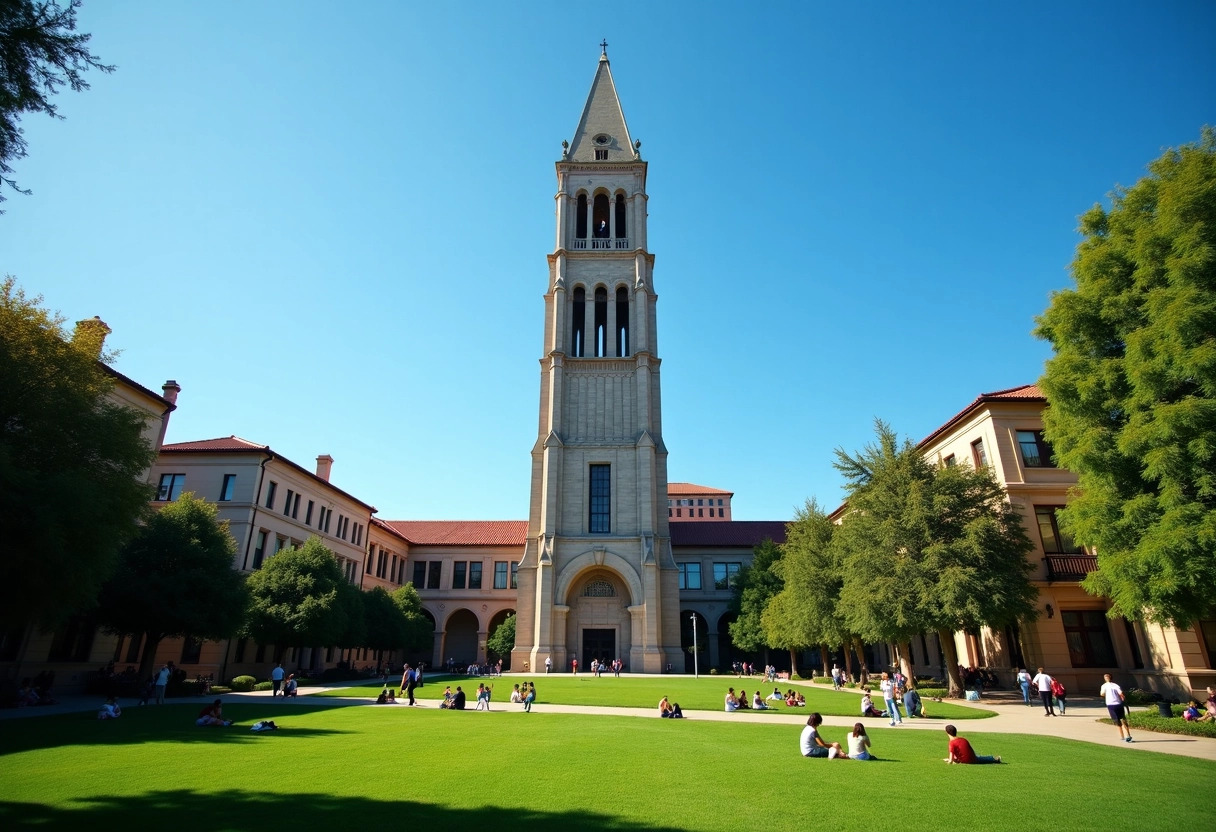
600;39;608;57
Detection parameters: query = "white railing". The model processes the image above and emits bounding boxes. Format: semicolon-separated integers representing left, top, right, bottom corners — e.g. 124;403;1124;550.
572;237;630;250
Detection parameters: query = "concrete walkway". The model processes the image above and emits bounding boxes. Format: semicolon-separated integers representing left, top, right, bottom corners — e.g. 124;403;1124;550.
5;677;1215;762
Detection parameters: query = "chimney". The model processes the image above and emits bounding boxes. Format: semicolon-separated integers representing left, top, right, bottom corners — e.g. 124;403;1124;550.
72;316;111;358
161;380;181;406
316;454;334;482
156;380;181;450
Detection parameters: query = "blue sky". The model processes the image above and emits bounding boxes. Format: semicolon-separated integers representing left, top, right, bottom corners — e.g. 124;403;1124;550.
3;1;1213;521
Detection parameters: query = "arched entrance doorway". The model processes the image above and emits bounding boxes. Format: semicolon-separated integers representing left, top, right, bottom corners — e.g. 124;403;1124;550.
681;610;709;674
444;609;479;670
487;608;515;670
565;568;630;671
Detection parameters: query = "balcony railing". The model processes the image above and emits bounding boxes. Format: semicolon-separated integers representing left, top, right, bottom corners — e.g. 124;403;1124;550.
1043;554;1098;582
572;237;630;250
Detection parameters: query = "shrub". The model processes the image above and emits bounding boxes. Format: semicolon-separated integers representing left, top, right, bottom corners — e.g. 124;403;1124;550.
1122;688;1159;707
253;681;274;691
229;675;257;692
208;686;232;695
708;668;718;675
1102;710;1216;739
811;676;833;684
917;687;948;699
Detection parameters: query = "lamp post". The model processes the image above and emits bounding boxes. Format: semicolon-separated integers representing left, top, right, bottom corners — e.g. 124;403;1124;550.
691;613;699;678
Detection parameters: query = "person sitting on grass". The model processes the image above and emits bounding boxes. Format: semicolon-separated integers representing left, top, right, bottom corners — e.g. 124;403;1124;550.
800;712;847;759
903;686;923;718
375;690;389;704
451;686;466;710
97;696;122;720
1183;701;1202;721
510;684;523;703
943;724;1000;764
725;688;740;712
737;689;750;710
196;699;232;727
659;696;684;718
523;682;535;712
847;723;874;760
767;687;783;701
385;689;397;703
752;691;769;710
795;693;806;707
1198;687;1216;723
861;691;884;718
282;674;298;698
785;690;798;707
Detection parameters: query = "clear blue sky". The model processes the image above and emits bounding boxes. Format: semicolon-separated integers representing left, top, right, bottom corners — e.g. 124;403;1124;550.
3;1;1213;521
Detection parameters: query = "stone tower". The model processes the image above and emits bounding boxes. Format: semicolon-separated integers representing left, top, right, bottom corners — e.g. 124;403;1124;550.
512;49;681;674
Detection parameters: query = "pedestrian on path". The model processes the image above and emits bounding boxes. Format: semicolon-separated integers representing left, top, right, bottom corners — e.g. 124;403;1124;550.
270;663;285;697
880;672;902;725
154;663;170;705
1051;677;1067;714
545;656;552;673
1031;667;1056;716
1100;674;1133;743
402;664;418;706
1016;668;1032;705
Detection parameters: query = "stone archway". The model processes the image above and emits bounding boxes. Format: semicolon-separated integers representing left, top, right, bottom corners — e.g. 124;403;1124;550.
681;610;710;674
563;568;632;672
443;608;479;670
487;608;516;670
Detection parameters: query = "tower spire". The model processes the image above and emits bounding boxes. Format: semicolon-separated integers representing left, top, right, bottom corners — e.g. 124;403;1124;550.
565;50;636;162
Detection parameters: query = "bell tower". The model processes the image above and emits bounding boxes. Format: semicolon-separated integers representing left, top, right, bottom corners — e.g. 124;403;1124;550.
512;47;681;674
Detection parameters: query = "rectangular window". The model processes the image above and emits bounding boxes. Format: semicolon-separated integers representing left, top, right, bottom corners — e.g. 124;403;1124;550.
337;515;347;540
594;148;608;160
292;493;300;519
1198;619;1216;668
124;633;143;664
252;530;267;569
494;561;508;589
1017;430;1056;468
943;454;956;468
234;638;247;664
589;464;611;533
47;615;96;662
276;535;288;552
157;473;185;502
676;508;682;517
469;561;482;589
305;500;314;526
1035;506;1082;553
971;438;988;467
678;562;702;590
1061;610;1117;667
1123;618;1145;669
391;555;399;584
668;508;673;517
717;499;723;506
413;561;426;588
180;636;202;664
283;489;294;516
427;561;442;590
511;562;518;589
697;499;703;506
265;481;277;509
698;508;704;517
453;561;467;589
255;643;266;663
219;474;236;501
713;562;741;590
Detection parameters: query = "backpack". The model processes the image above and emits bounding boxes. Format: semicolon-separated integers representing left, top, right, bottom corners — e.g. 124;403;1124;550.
1051;679;1065;697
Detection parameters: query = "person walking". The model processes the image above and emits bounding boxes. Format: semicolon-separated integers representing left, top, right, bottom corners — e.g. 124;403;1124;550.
270;662;285;697
153;663;170;705
1051;677;1068;715
880;672;902;725
1100;674;1133;743
1016;668;1032;706
545;656;552;674
1031;667;1056;716
403;664;419;706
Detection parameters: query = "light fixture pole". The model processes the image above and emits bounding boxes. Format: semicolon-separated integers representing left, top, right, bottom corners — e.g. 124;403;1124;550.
691;613;699;678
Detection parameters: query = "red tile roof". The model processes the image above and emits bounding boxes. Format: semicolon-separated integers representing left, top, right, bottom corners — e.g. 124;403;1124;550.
668;482;734;496
383;520;528;546
101;364;177;410
670;521;787;547
918;384;1046;449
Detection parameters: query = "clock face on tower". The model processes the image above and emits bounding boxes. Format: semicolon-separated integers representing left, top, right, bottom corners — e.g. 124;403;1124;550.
593;134;611;146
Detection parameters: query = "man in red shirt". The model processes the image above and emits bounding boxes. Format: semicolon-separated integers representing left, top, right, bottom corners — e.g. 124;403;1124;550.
944;724;1000;764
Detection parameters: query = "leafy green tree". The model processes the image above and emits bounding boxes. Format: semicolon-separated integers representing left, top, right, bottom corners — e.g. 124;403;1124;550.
835;421;1037;695
762;500;854;680
0;1;114;203
391;583;433;654
727;538;782;662
243;537;350;654
361;586;407;653
0;277;156;629
1036;128;1216;625
335;581;366;651
486;613;516;661
95;493;248;677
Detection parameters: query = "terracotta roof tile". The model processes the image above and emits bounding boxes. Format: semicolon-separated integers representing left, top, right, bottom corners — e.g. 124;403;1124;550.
384;520;528;547
918;384;1046;449
667;482;734;496
161;436;269;452
670;521;787;547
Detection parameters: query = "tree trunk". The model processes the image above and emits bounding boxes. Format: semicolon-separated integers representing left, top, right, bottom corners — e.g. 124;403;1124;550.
842;642;854;684
851;636;869;686
937;630;964;697
899;641;916;690
820;643;830;676
137;633;163;680
788;647;798;678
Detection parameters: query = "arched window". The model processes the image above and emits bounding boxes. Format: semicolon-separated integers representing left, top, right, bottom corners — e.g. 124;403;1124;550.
593;194;610;242
616;286;630;356
583;580;616;597
576;194;588;239
594;286;608;357
572;287;586;357
615;193;627;238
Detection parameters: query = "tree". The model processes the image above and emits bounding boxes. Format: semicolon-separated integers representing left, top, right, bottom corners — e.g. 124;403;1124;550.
486;613;515;661
1036;128;1216;626
95;493;248;677
834;421;1037;695
0;0;114;204
390;583;434;655
0;277;156;629
727;538;782;662
361;586;406;654
243;537;350;657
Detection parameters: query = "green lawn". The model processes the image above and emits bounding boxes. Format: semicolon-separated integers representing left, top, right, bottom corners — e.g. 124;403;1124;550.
315;674;994;719
0;702;1210;832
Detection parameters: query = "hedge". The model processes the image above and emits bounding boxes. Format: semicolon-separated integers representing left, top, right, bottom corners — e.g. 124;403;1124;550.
1100;708;1216;739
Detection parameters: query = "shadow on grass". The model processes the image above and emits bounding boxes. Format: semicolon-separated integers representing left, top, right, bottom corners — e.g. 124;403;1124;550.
0;703;351;756
0;789;688;831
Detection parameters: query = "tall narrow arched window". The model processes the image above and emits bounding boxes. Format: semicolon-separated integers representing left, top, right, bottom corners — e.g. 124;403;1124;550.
593;194;610;241
616;286;630;356
572;287;586;357
576;194;588;239
594;286;608;357
615;194;627;239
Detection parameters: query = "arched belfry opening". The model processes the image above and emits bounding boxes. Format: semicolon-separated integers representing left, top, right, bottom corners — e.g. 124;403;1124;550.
593;194;610;242
576;194;588;239
616;286;630;356
593;286;608;357
572;286;586;357
615;193;627;239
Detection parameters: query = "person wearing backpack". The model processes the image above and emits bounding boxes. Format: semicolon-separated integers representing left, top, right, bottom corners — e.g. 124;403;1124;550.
1051;677;1067;714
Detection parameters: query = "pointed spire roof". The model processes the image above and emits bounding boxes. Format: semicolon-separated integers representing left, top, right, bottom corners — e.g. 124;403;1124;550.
565;48;637;163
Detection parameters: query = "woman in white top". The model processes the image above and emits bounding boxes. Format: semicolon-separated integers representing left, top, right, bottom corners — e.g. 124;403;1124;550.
752;691;769;710
847;723;873;760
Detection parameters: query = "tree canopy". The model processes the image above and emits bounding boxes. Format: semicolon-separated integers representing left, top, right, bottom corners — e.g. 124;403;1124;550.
0;0;114;203
486;613;515;660
0;277;156;628
95;493;248;676
243;537;350;650
728;538;782;655
391;583;434;654
1036;128;1216;626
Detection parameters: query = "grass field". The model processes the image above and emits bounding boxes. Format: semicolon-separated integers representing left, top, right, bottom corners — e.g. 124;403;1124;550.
1;701;1211;832
316;674;995;719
